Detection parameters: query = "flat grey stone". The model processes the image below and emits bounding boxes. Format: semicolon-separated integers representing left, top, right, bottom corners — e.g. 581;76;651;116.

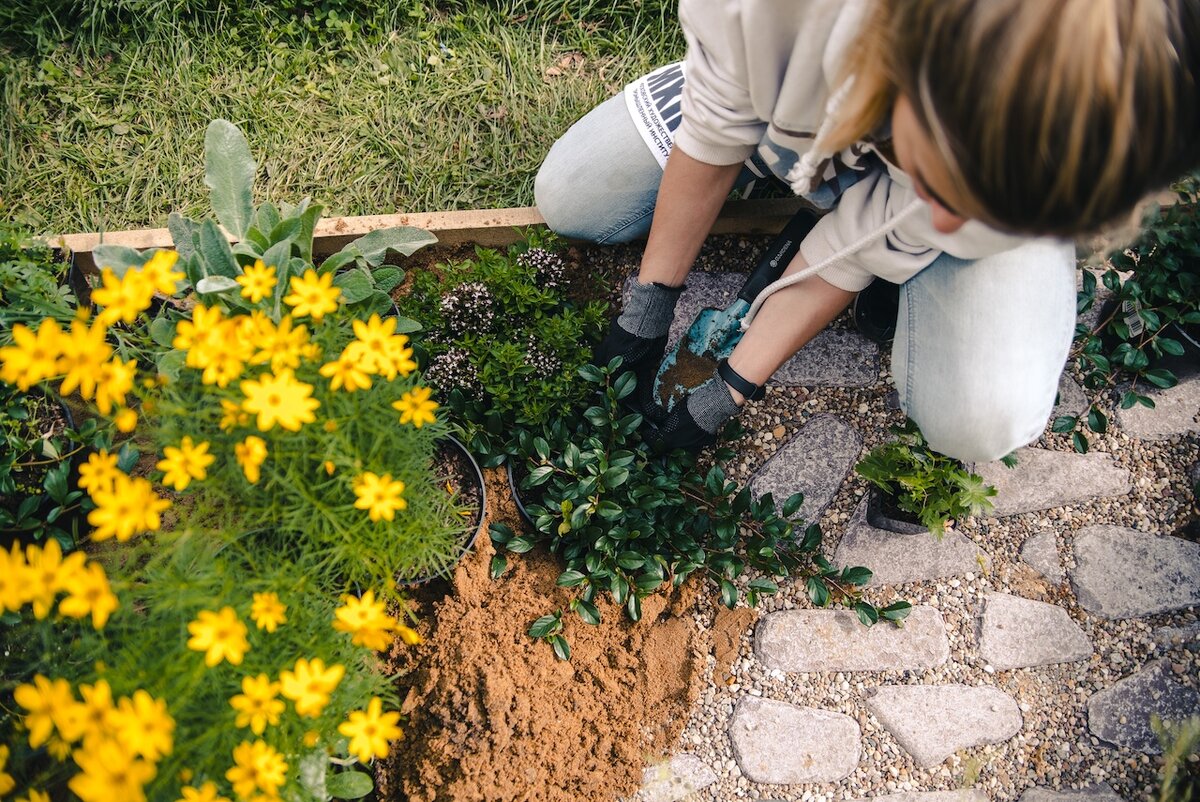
978;592;1092;670
864;685;1022;767
1075;269;1113;333
755;605;949;673
749;414;861;526
1020;531;1065;584
862;794;989;802
1052;374;1089;420
729;697;861;783
976;448;1132;516
636;754;718;802
1019;784;1123;802
652;272;743;355
1116;376;1200;440
772;328;881;388
1087;660;1200;753
833;500;991;587
1071;526;1200;619
1153;624;1200;651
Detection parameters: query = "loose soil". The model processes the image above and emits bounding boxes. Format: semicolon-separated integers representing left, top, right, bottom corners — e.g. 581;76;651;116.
656;347;717;410
381;467;705;802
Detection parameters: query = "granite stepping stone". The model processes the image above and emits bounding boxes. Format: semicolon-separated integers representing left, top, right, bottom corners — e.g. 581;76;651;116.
978;592;1092;670
864;685;1022;767
832;500;991;587
1115;374;1200;440
1087;659;1200;753
975;448;1132;517
729;697;861;783
859;794;989;802
635;754;718;802
749;414;861;527
631;272;881;388
1019;785;1124;802
1071;525;1200;619
1020;531;1065;584
755;605;949;673
1052;374;1089;420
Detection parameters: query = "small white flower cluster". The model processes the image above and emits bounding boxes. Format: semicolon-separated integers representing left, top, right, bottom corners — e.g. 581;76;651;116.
522;334;562;380
517;248;566;290
425;346;480;394
439;282;495;339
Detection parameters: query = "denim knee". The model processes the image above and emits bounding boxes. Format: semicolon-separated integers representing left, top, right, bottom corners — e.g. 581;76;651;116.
908;382;1055;464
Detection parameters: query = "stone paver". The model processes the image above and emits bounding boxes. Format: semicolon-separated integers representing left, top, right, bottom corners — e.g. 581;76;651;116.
635;754;718;802
755;605;949;673
729;698;861;784
1019;785;1123;802
1052;374;1089;420
976;448;1132;517
772;328;880;388
1071;525;1200;619
833;500;991;587
862;794;989;802
864;685;1022;767
1087;659;1200;754
1115;375;1200;440
978;592;1092;670
749;414;861;526
1020;531;1065;584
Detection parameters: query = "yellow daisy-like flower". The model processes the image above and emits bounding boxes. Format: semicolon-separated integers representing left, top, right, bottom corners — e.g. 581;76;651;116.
78;449;120;496
396;625;423;646
77;679;116;747
18;790;51;802
92;267;155;326
319;352;372;392
283;269;340;321
69;738;155;802
237;260;277;303
25;539;86;620
279;658;344;718
0;544;28;613
186;607;250;667
240;368;320;432
229;674;285;735
173;304;225;352
352;472;407;522
111;689;175;763
57;319;112;402
14;675;74;748
249;314;310;373
225;740;287;800
332;589;397;651
114;407;138;433
392;386;438;428
58;561;119;630
177;781;231;802
92;357;137;415
218;399;249;433
0;319;63;390
87;473;171;542
249;591;286;632
347;314;397;375
337;697;403;764
139;250;185;295
0;744;14;796
235;436;268;484
157;436;216;492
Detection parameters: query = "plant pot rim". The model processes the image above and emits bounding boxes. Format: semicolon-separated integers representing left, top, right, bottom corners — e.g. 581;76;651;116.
506;459;537;528
864;485;928;536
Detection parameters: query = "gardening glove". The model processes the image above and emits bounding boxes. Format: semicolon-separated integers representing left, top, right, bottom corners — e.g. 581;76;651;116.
593;280;684;425
649;371;741;454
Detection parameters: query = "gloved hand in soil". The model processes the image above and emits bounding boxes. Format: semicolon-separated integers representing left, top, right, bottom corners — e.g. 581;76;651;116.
592;280;684;425
647;361;744;454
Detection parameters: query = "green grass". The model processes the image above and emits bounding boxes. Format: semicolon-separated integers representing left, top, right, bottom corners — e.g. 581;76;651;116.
0;2;683;236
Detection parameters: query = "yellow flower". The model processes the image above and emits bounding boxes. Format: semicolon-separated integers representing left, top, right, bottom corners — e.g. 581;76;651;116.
77;679;117;747
384;334;418;378
319;353;372;392
234;436;268;485
352;472;407;522
46;734;73;761
283;269;340;321
249;591;286;632
0;744;14;796
112;689;175;763
225;740;287;800
323;460;336;475
78;449;120;496
302;730;320;749
69;738;155;802
396;625;423;646
139;250;184;295
392;386;438;428
93;267;155;326
240;369;320;432
219;399;249;433
0;320;63;390
173;304;225;352
0;543;29;612
17;790;51;802
114;407;138;433
58;561;119;630
229;674;284;735
93;357;137;415
249;315;310;372
332;590;397;651
58;319;112;402
186;607;250;667
14;675;74;748
178;781;231;802
188;318;253;388
157;436;216;491
279;658;344;718
346;314;396;375
338;697;403;764
25;539;86;619
237;260;277;303
87;474;171;542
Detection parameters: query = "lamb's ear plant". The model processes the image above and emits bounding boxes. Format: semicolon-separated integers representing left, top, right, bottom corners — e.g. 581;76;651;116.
496;358;909;659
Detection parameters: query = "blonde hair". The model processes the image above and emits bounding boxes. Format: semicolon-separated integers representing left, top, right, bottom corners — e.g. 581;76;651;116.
824;0;1200;236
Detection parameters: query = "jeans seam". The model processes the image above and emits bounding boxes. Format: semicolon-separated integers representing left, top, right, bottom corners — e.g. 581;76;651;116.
903;279;916;415
596;204;656;245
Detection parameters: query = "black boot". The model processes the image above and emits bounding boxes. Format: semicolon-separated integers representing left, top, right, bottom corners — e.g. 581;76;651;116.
853;279;901;344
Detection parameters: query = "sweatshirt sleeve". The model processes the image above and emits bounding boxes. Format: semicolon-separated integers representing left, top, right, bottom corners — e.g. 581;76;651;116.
800;170;1033;292
673;0;764;166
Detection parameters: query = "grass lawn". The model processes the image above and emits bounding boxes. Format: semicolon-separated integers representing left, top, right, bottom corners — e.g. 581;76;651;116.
0;2;683;236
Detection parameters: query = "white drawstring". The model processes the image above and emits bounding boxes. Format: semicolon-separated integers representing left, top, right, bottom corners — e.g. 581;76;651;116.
739;198;925;331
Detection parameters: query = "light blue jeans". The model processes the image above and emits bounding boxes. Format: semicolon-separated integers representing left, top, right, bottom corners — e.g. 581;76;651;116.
534;93;1077;463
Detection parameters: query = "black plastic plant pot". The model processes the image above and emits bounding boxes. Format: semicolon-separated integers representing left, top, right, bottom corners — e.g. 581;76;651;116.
506;458;537;528
864;485;928;536
396;436;487;587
